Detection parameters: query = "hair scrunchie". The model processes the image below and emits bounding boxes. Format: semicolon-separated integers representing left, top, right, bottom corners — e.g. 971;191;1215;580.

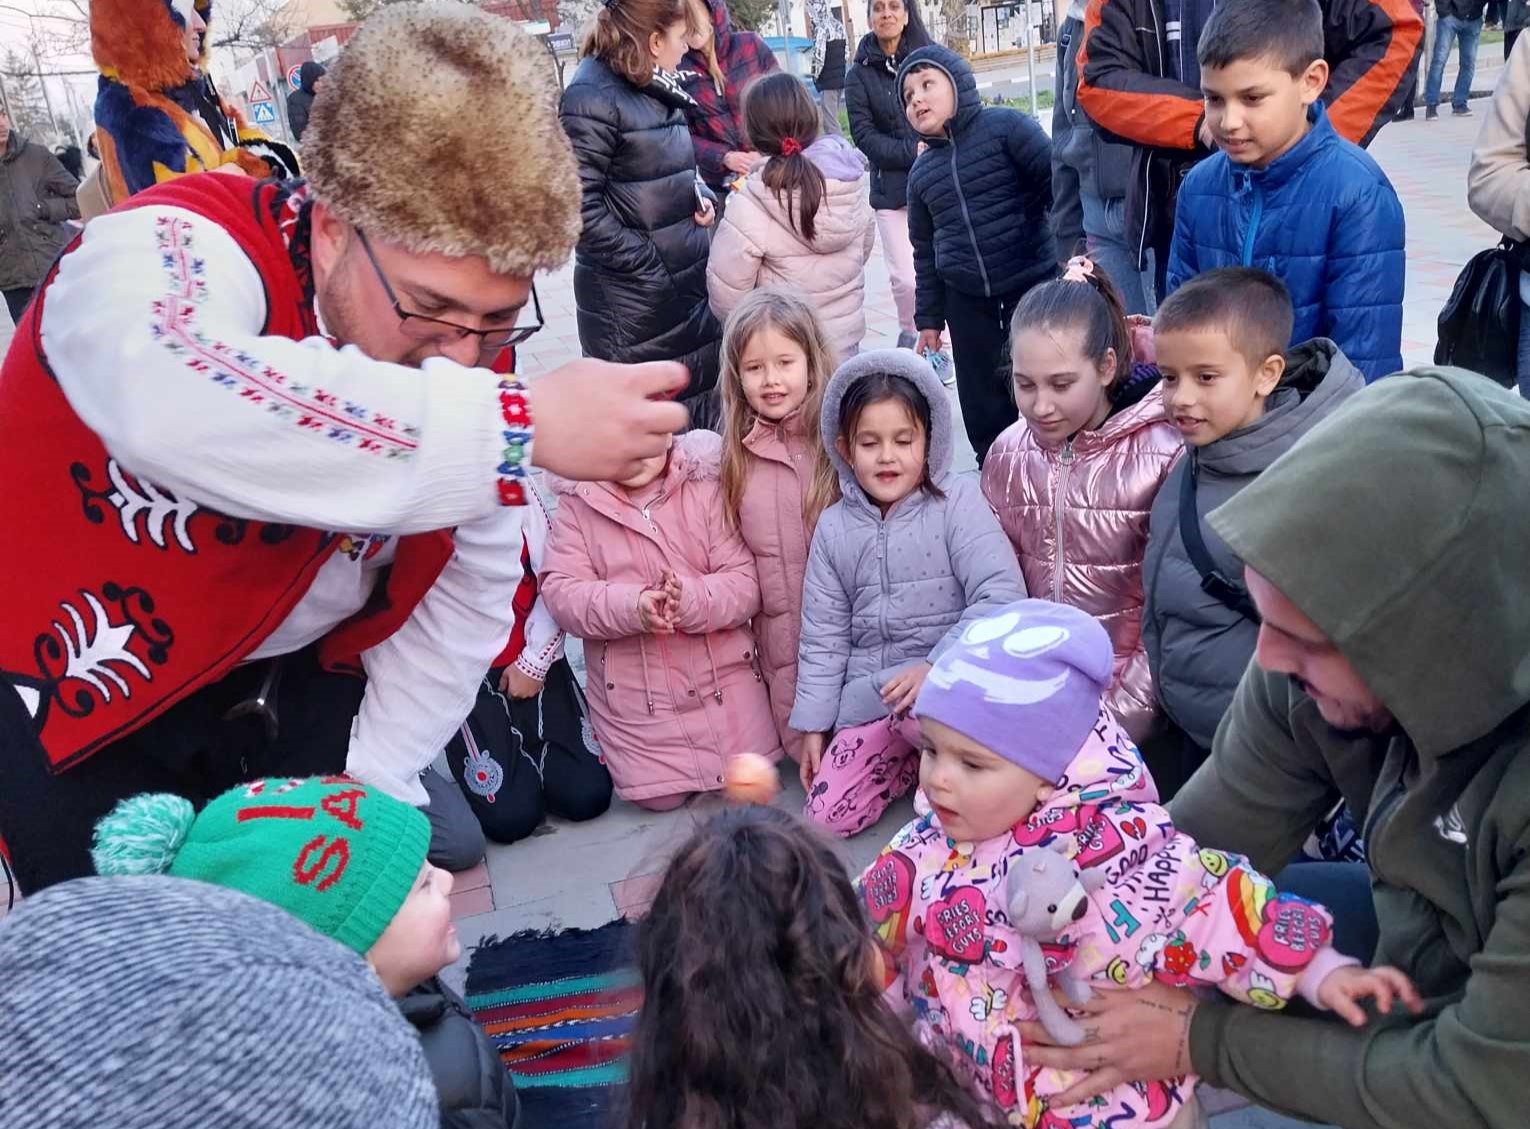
780;137;802;156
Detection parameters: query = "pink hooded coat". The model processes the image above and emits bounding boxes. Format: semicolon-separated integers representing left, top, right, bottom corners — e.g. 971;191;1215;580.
541;432;782;801
706;135;877;359
734;411;821;762
981;378;1182;740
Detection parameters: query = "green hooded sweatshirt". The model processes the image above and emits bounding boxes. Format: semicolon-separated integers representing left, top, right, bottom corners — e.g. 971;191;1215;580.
1169;368;1530;1128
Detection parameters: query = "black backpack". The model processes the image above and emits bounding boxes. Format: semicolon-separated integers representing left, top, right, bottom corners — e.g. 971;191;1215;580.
1435;238;1526;387
1436;102;1530;387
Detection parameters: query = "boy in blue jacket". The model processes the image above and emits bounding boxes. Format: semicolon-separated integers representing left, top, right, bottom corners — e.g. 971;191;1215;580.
899;44;1054;463
1165;0;1405;381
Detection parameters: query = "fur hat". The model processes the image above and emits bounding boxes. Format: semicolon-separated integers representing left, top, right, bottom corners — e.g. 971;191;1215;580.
304;2;581;276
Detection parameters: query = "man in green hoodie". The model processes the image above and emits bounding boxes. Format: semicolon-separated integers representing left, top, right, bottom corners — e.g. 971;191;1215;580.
1020;367;1530;1127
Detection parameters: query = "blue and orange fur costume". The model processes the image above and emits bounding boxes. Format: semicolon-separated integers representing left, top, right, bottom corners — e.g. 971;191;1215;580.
91;0;299;200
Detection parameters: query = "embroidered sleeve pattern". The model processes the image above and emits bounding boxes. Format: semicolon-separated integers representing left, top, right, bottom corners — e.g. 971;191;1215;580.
497;379;533;506
151;215;422;460
44;204;525;532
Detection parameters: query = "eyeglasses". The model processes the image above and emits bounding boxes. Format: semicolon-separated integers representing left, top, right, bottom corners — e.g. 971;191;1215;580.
355;228;544;351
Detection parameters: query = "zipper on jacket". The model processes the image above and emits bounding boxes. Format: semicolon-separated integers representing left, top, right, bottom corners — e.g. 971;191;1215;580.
1362;769;1408;885
948;133;993;298
878;523;893;670
1239;178;1264;267
1052;440;1075;602
1134;0;1168;272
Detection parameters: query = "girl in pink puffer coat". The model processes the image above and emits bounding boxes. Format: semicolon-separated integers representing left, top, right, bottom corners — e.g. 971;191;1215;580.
542;430;782;810
706;73;876;359
717;288;840;764
981;261;1181;741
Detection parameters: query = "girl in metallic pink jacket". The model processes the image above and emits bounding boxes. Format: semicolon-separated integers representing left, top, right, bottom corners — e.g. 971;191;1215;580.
860;600;1420;1129
981;261;1182;742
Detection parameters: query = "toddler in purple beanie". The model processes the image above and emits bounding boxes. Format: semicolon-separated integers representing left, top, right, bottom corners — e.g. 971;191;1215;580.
858;599;1418;1129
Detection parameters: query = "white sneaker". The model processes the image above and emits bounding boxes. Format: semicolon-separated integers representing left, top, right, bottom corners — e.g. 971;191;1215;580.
931;350;956;386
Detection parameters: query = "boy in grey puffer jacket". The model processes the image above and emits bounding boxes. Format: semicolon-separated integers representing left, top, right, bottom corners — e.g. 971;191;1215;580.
791;349;1025;837
1142;271;1362;794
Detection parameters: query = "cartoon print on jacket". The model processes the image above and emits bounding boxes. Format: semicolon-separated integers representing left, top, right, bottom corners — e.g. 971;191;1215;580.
858;708;1349;1128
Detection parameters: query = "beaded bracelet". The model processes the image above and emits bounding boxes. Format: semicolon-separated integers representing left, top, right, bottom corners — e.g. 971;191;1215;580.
497;378;533;506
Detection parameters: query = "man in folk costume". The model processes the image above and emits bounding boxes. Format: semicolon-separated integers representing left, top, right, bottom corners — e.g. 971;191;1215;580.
0;2;689;894
91;0;299;201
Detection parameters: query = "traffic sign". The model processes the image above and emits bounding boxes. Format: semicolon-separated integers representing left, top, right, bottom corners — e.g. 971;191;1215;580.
545;31;575;53
251;101;277;125
287;63;304;91
248;78;274;104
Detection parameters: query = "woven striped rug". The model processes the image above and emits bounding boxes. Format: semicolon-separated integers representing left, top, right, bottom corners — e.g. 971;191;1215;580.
466;919;641;1127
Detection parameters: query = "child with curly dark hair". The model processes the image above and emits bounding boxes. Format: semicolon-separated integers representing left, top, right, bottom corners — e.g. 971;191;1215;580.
626;804;1008;1129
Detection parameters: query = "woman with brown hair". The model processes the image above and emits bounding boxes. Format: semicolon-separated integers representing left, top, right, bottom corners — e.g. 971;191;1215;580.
560;0;723;425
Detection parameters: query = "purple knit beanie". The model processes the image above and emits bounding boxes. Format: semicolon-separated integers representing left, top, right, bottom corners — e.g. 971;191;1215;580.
914;600;1113;783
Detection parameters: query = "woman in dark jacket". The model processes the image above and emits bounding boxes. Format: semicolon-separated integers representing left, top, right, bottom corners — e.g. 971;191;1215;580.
844;0;930;349
561;0;722;426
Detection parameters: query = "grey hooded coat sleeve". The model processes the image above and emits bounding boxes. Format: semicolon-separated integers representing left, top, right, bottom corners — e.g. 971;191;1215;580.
790;514;853;734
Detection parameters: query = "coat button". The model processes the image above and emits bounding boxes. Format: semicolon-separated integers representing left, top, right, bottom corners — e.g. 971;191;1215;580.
606;682;614;689
688;689;696;697
716;774;724;784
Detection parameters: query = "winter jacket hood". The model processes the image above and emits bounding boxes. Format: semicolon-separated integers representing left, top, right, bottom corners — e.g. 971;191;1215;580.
1142;339;1362;749
1167;102;1405;382
298;60;325;94
561;54;721;397
822;346;956;495
896;44;982;138
1208;367;1530;758
983;376;1181;739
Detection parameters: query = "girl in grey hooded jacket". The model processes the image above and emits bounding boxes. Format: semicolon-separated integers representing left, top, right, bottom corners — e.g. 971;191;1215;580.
791;349;1025;836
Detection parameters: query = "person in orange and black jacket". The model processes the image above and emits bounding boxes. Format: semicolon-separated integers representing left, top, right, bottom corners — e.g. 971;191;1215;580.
1074;0;1422;300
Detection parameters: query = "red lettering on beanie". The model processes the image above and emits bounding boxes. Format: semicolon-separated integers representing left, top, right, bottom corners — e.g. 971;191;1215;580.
239;805;317;822
319;788;366;830
293;835;350;891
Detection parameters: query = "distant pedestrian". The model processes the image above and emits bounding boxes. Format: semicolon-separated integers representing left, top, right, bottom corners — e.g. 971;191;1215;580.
1506;0;1529;56
805;0;853;135
288;60;326;141
0;110;79;322
53;144;84;181
1427;0;1488;118
844;0;932;349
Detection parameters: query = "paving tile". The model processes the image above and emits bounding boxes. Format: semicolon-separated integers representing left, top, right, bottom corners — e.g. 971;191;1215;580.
448;883;494;920
609;870;666;919
454;859;492;892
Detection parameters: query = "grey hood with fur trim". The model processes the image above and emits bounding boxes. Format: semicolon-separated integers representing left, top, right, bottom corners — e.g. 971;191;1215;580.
793;350;1025;732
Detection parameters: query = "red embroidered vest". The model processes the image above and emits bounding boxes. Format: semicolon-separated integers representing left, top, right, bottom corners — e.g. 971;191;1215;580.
495;534;537;668
0;175;453;772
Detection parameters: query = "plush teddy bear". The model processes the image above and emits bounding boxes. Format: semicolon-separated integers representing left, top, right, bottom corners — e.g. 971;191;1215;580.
1004;838;1109;1046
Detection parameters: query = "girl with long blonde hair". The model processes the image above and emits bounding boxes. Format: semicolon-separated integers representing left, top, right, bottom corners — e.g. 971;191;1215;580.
718;287;838;764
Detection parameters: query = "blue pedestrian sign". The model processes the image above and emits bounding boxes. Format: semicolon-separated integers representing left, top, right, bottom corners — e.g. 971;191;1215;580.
251;101;277;125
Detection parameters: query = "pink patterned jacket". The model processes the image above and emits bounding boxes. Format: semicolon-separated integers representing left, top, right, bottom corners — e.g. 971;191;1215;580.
858;708;1354;1128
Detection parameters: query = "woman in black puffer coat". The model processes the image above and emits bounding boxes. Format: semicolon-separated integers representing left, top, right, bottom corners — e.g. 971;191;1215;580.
844;0;932;348
561;0;722;427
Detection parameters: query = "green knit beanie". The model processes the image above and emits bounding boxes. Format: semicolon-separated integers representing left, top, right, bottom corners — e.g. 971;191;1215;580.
91;776;431;955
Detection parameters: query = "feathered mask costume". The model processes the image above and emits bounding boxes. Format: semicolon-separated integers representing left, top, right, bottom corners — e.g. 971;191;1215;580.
91;0;298;199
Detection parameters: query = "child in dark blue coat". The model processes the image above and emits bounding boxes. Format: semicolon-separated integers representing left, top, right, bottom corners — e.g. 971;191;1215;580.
1165;0;1405;382
898;44;1054;463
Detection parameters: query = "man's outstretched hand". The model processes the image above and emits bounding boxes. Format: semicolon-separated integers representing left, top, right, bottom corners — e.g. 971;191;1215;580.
528;360;689;483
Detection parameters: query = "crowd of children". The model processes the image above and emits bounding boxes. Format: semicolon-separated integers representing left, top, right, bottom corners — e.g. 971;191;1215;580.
13;0;1445;1125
